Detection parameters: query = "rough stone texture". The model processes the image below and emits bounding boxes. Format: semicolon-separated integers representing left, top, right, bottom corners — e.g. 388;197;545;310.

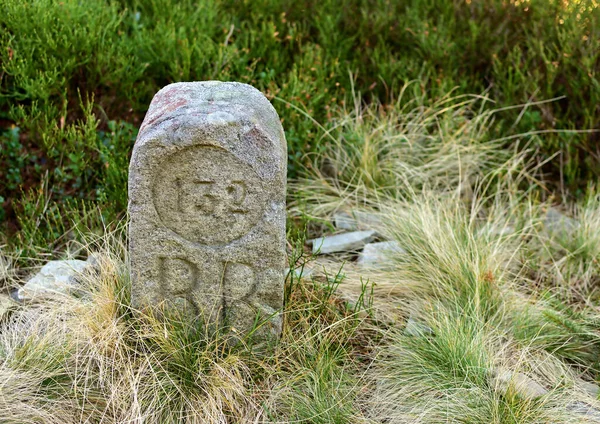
128;82;287;339
0;294;16;321
579;380;600;398
309;230;377;254
333;210;383;232
18;260;91;301
491;369;548;400
568;402;600;422
545;207;578;234
358;241;405;268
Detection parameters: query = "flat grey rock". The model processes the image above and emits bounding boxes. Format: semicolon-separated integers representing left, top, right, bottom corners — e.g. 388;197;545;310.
568;402;600;422
358;241;405;267
545;207;578;234
0;294;16;320
128;82;287;340
491;369;548;400
285;266;314;280
18;260;90;301
310;230;377;254
334;212;357;231
404;316;434;337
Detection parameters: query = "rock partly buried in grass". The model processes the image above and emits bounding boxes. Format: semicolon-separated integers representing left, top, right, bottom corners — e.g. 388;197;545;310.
567;402;600;422
545;207;578;234
579;380;600;398
17;259;94;301
403;314;434;337
309;230;377;254
128;82;287;340
358;241;405;268
285;266;314;280
0;294;16;320
333;210;383;232
334;211;357;230
491;369;548;400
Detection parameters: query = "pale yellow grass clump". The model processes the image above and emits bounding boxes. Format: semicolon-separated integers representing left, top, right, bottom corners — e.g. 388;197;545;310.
0;230;261;423
290;84;536;222
3;87;600;423
0;226;373;423
287;87;600;422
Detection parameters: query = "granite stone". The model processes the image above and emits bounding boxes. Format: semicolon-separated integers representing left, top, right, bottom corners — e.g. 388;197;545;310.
128;82;287;339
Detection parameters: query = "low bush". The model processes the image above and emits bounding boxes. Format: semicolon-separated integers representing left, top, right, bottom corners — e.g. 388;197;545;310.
1;0;599;253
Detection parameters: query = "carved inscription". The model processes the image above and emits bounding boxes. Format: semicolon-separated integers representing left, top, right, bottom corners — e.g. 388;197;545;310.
159;256;261;328
129;82;287;341
153;146;267;245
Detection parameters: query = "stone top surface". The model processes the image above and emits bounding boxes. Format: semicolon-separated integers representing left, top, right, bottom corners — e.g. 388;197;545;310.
137;81;284;152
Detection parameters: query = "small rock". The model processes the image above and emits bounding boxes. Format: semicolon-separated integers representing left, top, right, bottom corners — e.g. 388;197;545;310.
579;381;600;398
404;316;434;337
545;207;578;234
358;241;405;268
491;369;548;400
85;253;102;269
0;294;16;321
567;401;600;422
18;260;92;301
286;266;314;280
334;212;357;231
480;223;514;238
309;231;377;254
333;211;383;232
354;211;383;230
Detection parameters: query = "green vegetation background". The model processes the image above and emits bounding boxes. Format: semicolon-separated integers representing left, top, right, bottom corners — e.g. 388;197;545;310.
0;0;598;257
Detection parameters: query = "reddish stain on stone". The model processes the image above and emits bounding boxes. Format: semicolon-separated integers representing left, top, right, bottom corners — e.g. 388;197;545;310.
243;127;271;149
140;87;189;133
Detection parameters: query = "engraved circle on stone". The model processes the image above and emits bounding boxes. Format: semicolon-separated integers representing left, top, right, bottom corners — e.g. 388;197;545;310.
153;145;266;245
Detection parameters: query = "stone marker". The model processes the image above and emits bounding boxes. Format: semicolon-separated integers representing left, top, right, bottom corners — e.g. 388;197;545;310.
128;82;287;339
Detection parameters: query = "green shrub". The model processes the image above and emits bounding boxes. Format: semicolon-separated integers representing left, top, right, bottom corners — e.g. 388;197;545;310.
1;0;599;256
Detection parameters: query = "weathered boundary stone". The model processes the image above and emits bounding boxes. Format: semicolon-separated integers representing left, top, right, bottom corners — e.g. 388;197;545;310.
128;82;287;339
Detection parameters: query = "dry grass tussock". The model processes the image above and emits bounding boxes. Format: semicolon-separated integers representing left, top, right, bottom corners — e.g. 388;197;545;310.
290;84;539;221
358;195;600;423
3;87;600;423
0;227;374;423
288;88;600;422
